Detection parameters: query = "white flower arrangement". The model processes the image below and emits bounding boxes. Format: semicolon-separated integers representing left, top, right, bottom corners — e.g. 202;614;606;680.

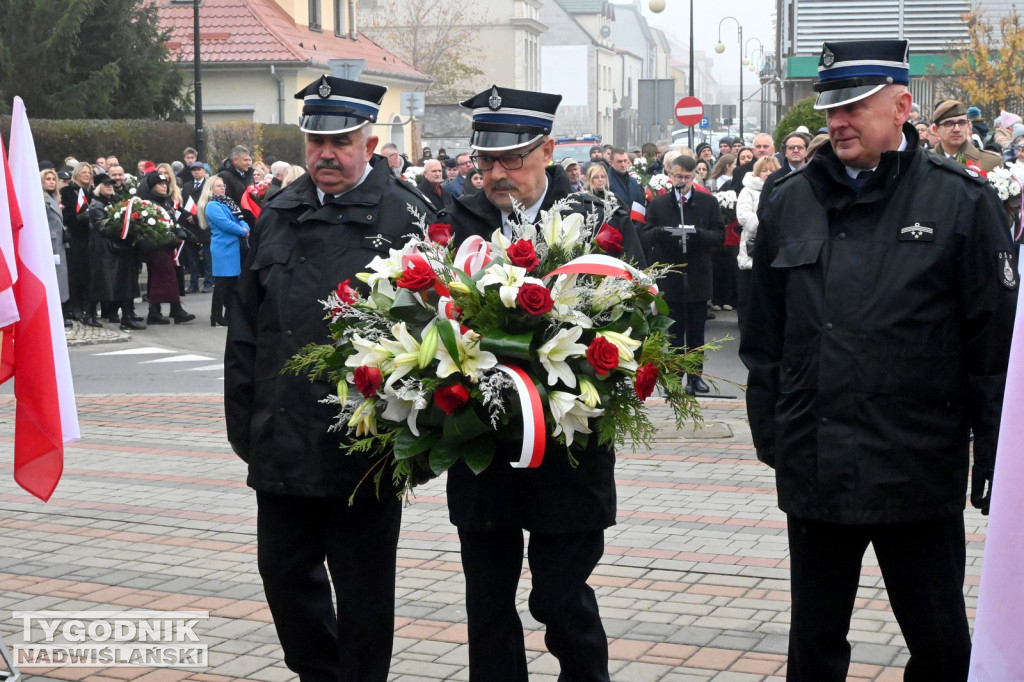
715;190;738;210
402;166;424;185
648;173;673;193
987;162;1024;202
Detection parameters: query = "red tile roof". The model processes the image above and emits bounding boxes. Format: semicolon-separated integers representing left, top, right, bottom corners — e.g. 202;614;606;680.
156;0;430;82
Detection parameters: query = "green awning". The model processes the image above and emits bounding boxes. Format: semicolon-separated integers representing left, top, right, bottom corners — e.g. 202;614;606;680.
785;53;956;79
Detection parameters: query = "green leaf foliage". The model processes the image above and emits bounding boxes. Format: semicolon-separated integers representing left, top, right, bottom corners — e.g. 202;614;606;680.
773;96;826;149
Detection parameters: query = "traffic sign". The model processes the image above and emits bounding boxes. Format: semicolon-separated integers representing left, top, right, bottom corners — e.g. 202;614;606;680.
699;117;710;129
675;96;704;127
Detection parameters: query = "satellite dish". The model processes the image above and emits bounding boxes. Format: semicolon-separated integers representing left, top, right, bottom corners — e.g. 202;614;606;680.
600;25;611;38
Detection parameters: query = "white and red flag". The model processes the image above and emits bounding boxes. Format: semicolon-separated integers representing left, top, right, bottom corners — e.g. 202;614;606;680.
183;195;198;216
75;187;86;212
969;292;1024;681
630;200;645;224
2;96;80;501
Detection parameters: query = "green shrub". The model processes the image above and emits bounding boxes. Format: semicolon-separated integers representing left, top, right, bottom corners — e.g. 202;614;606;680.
0;117;306;170
773;96;827;148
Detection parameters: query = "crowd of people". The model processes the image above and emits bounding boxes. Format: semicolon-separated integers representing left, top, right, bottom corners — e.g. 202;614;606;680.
41;146;306;330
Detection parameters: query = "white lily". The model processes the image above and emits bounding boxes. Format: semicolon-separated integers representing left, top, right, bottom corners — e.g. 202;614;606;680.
345;334;389;369
540;209;584;248
361;248;405;292
347;398;379;437
549;273;593;328
578;376;602;408
378;322;421;388
435;320;499;382
490;228;512;253
380;382;428;436
538;326;588;388
477;263;544;308
591;275;632;312
598;329;641;371
548;390;604;447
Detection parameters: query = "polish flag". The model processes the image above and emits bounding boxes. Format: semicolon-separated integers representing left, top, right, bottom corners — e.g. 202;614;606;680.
630;200;646;224
0;135;20;381
969;295;1024;681
76;187;86;212
184;195;198;216
3;97;80;501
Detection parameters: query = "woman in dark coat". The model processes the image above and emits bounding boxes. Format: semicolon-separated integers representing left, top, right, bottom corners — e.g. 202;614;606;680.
87;173;145;331
137;171;195;324
60;162;94;323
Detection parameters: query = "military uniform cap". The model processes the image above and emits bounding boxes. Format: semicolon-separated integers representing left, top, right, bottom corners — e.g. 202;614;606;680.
813;39;910;110
933;100;968;124
295;75;387;134
460;85;562;152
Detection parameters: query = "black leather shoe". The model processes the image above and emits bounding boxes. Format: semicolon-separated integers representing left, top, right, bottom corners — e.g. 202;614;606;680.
210;319;228;327
690;376;711;394
64;319;73;328
130;313;144;322
81;316;103;328
172;310;196;324
147;314;170;325
120;319;146;331
684;382;695;396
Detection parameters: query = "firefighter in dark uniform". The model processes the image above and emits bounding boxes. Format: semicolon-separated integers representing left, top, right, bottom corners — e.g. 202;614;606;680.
224;75;434;682
437;85;645;682
740;40;1017;681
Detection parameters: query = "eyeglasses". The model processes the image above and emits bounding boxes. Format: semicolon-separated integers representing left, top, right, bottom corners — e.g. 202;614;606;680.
786;145;806;151
458;159;475;167
938;119;971;130
470;141;544;171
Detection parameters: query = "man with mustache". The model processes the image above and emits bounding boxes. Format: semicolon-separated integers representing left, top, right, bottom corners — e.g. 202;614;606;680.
224;75;434;682
438;85;645;682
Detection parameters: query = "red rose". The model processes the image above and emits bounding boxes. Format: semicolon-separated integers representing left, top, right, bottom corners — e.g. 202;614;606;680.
645;187;653;202
396;259;437;292
352;366;383;398
506;239;540;271
336;279;357;305
634;363;659;400
595;223;623;255
131;212;140;219
516;283;554;316
586;336;620;376
427;223;453;246
434;383;470;414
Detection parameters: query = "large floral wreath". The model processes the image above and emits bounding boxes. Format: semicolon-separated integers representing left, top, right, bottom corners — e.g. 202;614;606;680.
287;202;713;500
97;197;177;250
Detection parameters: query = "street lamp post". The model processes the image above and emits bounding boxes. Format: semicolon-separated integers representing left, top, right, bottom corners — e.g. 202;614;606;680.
715;17;743;141
745;38;764;130
173;0;205;162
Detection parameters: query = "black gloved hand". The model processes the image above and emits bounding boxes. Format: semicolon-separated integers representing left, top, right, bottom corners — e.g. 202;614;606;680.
971;466;992;515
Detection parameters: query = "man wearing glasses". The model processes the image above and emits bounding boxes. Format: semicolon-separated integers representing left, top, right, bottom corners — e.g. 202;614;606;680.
930;100;1002;172
439;84;644;682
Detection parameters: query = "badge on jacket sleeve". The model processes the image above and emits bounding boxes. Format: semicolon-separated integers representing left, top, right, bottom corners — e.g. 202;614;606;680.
998;251;1018;290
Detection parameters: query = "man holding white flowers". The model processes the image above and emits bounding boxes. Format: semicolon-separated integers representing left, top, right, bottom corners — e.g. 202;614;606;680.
224;75;434;682
438;84;645;682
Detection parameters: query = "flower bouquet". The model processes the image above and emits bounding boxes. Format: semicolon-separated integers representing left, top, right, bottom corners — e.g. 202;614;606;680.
644;173;673;202
286;202;711;501
715;190;738;224
248;178;272;203
402;166;425;185
97;197;178;250
988;161;1024;242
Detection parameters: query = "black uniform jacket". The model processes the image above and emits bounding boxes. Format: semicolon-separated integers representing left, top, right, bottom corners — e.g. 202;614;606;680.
740;124;1017;524
223;156;435;499
437;164;646;532
640;188;725;303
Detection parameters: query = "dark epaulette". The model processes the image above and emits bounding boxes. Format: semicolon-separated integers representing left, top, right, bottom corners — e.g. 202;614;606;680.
926;152;989;185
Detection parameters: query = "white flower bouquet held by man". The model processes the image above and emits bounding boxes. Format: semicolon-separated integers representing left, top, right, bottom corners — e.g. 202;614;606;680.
715;189;738;224
286;203;714;501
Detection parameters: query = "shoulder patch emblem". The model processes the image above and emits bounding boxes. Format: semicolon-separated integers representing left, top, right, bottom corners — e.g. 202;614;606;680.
998;251;1018;290
899;221;935;241
964;167;979;178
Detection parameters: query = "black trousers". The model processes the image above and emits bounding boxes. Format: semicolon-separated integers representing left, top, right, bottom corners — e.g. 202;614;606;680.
666;299;707;373
786;514;971;682
256;491;402;682
458;527;610;682
211;276;237;324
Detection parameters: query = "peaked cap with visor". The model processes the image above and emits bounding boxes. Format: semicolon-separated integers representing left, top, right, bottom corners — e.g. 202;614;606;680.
296;75;388;134
461;85;562;152
813;39;910;110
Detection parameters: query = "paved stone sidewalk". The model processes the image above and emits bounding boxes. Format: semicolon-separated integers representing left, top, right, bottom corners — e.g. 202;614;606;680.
0;393;988;681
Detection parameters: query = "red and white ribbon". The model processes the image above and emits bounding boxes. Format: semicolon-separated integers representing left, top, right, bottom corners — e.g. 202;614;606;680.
544;253;657;293
495;363;545;468
173;240;185;266
453;235;492;276
120;196;137;240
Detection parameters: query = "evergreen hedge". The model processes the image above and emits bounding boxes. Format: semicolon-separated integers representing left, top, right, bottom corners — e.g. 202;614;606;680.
0;117;307;169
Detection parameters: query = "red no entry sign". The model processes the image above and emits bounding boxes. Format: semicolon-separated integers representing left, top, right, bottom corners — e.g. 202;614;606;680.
675;96;704;127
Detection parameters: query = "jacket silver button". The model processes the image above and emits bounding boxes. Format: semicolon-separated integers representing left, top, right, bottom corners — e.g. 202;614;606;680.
825;323;834;330
299;256;306;263
366;214;373;220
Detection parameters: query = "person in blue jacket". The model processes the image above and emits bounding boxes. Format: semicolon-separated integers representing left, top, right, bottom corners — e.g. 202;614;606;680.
198;175;249;326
